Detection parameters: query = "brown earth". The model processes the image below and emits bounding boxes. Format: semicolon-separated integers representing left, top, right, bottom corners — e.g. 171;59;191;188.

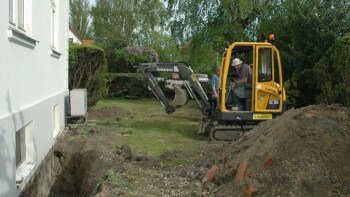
88;106;132;120
49;104;350;196
199;104;350;196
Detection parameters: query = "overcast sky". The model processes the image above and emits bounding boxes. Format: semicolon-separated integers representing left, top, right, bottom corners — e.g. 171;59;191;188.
89;0;95;6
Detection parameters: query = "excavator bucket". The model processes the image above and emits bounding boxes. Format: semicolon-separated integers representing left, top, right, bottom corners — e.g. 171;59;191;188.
170;85;188;107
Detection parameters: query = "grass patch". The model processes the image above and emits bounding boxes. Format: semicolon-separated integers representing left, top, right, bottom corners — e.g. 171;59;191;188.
120;127;134;135
92;163;108;172
92;178;104;195
70;135;86;142
108;170;127;187
166;158;192;166
91;99;208;157
92;170;127;195
98;138;107;143
142;169;160;175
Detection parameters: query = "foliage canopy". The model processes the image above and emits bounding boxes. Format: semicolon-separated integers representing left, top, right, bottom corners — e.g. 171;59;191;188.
69;0;91;39
69;0;350;106
314;35;350;107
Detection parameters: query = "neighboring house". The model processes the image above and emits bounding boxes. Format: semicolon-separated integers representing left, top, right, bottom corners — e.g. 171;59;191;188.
68;26;82;44
68;26;94;45
0;0;68;196
82;39;94;45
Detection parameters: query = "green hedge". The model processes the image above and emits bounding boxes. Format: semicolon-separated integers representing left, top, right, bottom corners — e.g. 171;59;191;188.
69;43;108;106
105;73;213;100
106;73;173;99
107;50;147;73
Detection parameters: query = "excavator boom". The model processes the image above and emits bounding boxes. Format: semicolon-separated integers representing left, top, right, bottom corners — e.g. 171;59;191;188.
138;63;211;117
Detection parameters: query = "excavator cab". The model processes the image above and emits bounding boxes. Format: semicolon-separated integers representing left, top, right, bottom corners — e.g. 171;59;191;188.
218;42;286;116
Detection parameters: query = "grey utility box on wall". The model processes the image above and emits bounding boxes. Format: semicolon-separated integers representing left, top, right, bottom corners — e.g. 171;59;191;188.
70;89;87;117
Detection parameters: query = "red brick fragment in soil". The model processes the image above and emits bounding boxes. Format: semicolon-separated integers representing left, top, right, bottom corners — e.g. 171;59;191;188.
223;164;233;172
218;155;227;161
264;158;273;169
233;161;248;185
202;165;219;183
243;180;258;197
233;169;237;175
243;187;257;197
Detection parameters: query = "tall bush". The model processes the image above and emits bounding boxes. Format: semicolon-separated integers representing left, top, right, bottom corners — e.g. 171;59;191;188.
314;35;350;106
69;43;108;106
106;73;172;99
283;74;301;109
108;46;159;73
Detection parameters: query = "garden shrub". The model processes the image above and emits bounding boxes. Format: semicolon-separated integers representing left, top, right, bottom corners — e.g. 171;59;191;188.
283;73;301;109
69;43;108;106
106;73;173;99
107;46;159;73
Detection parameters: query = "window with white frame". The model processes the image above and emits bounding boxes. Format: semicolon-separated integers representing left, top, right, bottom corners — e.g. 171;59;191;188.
16;129;26;167
51;0;59;50
8;0;36;49
52;104;60;138
9;0;14;24
15;122;35;186
18;0;24;30
9;0;31;32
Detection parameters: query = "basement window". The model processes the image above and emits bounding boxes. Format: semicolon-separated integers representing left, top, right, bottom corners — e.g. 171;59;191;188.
16;122;35;187
16;129;26;167
52;104;60;138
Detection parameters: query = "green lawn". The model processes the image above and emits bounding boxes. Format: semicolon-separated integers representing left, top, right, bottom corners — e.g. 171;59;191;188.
90;98;207;157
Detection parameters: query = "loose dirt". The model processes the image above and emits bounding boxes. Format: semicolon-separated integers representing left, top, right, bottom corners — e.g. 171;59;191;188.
88;106;131;120
49;104;350;196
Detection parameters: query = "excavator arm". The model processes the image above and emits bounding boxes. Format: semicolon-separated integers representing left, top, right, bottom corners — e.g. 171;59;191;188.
138;63;211;117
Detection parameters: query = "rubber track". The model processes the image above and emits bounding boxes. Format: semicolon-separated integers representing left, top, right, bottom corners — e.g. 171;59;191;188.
210;124;256;141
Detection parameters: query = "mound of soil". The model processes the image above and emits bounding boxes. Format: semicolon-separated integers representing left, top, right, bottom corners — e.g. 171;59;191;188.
200;104;350;196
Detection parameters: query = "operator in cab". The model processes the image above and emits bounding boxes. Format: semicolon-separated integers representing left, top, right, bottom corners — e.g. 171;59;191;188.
230;58;252;111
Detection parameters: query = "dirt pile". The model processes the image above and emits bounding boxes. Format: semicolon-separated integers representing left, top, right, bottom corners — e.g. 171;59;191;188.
201;104;350;196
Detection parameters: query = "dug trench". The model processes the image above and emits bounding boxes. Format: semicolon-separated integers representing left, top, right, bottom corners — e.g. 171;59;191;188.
47;104;350;196
48;124;211;196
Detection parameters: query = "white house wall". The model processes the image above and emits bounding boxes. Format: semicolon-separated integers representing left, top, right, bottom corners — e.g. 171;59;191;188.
0;0;68;196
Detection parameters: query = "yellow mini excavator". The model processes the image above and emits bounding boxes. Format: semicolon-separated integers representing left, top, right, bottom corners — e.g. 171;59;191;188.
138;38;287;140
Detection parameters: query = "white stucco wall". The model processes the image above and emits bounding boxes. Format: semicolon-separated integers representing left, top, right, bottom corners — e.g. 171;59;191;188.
0;0;69;196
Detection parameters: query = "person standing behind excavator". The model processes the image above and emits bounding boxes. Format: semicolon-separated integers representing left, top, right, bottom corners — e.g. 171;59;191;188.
230;58;252;111
211;66;221;108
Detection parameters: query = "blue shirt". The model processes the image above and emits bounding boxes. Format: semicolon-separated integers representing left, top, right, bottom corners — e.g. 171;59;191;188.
211;73;220;93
